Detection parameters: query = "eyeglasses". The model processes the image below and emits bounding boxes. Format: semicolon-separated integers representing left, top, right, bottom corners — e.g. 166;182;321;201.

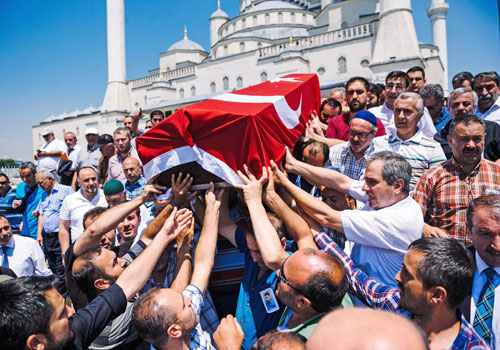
385;83;405;92
0;225;10;232
348;129;373;139
0;181;8;185
278;260;310;299
152;118;163;123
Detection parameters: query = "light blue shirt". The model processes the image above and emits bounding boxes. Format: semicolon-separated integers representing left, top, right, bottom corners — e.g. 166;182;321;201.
15;182;43;239
38;183;75;232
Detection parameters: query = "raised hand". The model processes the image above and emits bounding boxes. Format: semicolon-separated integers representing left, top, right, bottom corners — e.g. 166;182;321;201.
139;184;167;203
236;164;268;203
171;172;198;207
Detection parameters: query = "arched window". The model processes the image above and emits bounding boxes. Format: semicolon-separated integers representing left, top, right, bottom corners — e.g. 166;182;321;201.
291;13;296;23
179;88;185;98
237;76;243;88
278;12;283;23
253;15;257;25
265;13;270;24
224;45;228;56
223;76;229;90
260;72;268;82
337;56;347;74
239;42;245;53
360;59;370;68
257;42;262;49
210;82;216;93
191;86;196;96
341;21;348;29
242;18;246;29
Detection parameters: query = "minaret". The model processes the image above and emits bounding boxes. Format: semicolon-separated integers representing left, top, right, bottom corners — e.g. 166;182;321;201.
101;0;131;112
427;0;449;92
210;0;229;51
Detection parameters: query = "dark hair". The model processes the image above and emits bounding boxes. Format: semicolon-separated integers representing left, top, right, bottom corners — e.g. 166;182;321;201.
407;66;426;79
0;276;56;350
72;246;116;298
367;151;412;195
302;140;329;165
368;83;382;98
113;127;131;138
301;250;349;313
132;288;175;348
19;161;37;174
386;71;410;88
82;206;108;229
448;114;486;137
409;238;475;308
150;110;165;120
452;71;473;89
319;98;342;114
473;71;500;88
0;172;9;182
346;76;369;91
466;194;500;230
419;84;444;100
255;330;306;350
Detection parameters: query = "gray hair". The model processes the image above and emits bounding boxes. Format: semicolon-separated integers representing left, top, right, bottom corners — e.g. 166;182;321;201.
449;114;486;136
419;84;444;101
19;162;37;174
366;151;412;195
395;92;424;114
64;131;77;138
467;194;500;230
330;87;346;99
113;127;131;138
37;170;53;180
448;88;478;109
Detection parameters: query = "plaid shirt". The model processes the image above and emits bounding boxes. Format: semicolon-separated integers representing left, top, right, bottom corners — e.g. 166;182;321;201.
125;176;147;200
183;284;216;350
314;231;492;350
412;158;500;245
328;141;376;180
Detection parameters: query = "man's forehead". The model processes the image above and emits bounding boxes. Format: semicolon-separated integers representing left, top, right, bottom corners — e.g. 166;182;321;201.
0;217;10;226
387;77;406;85
454;122;485;135
395;97;418;109
349;118;372;131
475;78;498;86
0;175;9;182
451;93;473;104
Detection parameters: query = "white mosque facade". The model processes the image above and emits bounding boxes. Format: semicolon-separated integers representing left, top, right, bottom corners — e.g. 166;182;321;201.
32;0;449;152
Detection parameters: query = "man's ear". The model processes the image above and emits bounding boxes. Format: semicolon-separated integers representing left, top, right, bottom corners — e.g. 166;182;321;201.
167;323;183;339
393;178;405;194
428;286;447;306
295;294;312;310
94;278;112;292
26;333;47;350
447;134;453;148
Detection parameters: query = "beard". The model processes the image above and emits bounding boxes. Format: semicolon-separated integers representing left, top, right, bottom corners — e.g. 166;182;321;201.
45;326;74;350
181;314;199;340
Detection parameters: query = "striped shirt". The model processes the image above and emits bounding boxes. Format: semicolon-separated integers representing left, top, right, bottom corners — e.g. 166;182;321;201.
412;158;500;245
373;130;446;191
328;141;376;180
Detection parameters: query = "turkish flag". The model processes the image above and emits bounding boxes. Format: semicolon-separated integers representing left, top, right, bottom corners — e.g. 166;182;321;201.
135;74;321;186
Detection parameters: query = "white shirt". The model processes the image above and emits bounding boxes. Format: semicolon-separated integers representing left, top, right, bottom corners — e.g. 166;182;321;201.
1;235;52;277
67;144;82;171
470;252;500;349
59;189;107;242
372;130;446;191
478;95;500;124
369;102;437;138
341;181;424;287
38;138;66;171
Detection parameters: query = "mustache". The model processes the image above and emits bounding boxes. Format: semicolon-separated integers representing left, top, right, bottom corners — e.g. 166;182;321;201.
478;94;492;100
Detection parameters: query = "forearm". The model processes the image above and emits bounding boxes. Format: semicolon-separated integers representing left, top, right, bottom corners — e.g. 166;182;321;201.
37;215;44;237
288;159;351;192
141;205;174;245
58;221;71;253
39;151;63;157
170;244;192;293
311;134;345;148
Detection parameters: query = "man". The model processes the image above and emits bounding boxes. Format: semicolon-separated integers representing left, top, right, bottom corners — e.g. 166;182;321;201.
420;84;451;132
452;71;473;89
473;71;500;123
289;140;329;197
434;88;500;162
328;87;349;115
103;179;126;208
406;66;426;93
116;205;141;248
462;195;500;349
0;172;22;233
13;162;44;239
369;70;436;138
131;185;221;350
150;109;165;126
310;232;489;349
373;92;446;190
145;120;153;130
0;214;51;277
328;111;379;180
36;171;74;284
59;132;82;186
108;127;142;182
0;203;187;350
36;128;66;179
413;114;500;245
96;134;115;186
325;77;386;143
366;83;383;109
75;127;101;170
123;108;143;138
59;166;108;253
282;150;423;286
307;309;428;350
317;98;342;125
123;156;147;200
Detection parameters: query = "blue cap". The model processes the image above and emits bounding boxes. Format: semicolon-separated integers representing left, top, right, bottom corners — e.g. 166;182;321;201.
352;110;377;127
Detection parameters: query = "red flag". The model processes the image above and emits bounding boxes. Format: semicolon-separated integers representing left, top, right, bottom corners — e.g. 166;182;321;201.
135;74;321;186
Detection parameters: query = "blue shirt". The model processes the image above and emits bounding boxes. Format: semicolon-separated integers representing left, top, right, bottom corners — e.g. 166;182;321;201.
125;176;147;200
38;183;75;232
15;182;43;239
0;187;22;233
433;105;451;133
235;227;286;350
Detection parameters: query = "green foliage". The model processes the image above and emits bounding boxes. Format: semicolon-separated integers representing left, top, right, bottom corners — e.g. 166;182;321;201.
0;159;19;167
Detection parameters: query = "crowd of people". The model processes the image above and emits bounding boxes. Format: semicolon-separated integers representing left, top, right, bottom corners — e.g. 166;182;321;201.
0;68;499;350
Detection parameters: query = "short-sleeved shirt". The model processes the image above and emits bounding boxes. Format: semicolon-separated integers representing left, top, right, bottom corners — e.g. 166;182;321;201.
15;182;44;239
325;113;386;140
341;181;423;286
235;227;285;349
328;141;377;180
183;284;216;350
0;187;22;233
1;234;52;277
76;146;102;170
38;138;66;171
38;183;75;232
60;189;107;243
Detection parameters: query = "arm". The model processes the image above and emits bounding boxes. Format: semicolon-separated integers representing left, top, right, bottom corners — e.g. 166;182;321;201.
272;160;343;232
190;184;222;294
284;147;352;193
36;214;44;248
130;109;142;137
116;207;192;299
213;315;244;350
38;150;63;157
170;218;195;293
237;166;289;271
140;204;174;245
170;172;198;208
412;174;447;238
58;219;71;254
217;190;237;247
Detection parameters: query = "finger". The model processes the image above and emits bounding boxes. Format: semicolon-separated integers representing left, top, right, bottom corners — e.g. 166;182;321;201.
243;164;256;181
209;182;215;193
237;169;250;184
175;172;184;187
179;173;191;188
186;191;198;202
171;174;176;187
215;187;224;200
258;166;268;183
152;184;167;191
180;176;193;191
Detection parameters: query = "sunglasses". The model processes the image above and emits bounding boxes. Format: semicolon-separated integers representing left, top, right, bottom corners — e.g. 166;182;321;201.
278;259;310;299
0;181;8;185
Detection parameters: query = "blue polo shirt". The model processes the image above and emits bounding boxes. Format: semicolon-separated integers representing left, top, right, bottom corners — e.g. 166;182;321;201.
434;105;451;133
0;187;22;233
38;183;75;232
15;182;43;239
235;227;287;350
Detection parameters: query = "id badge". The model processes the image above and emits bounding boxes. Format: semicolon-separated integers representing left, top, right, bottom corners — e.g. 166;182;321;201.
260;287;280;314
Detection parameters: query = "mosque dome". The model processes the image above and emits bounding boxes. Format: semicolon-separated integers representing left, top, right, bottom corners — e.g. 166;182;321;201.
167;28;205;52
210;0;228;19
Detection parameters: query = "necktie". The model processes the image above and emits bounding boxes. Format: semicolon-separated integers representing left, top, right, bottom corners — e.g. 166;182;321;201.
473;267;497;344
1;246;8;268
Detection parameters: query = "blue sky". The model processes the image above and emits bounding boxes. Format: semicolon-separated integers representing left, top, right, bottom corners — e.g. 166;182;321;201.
0;0;499;160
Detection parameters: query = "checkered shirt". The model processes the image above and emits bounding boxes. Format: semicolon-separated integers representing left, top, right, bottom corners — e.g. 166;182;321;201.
412;158;500;245
328;141;376;180
182;284;216;350
314;231;493;350
125;176;147;200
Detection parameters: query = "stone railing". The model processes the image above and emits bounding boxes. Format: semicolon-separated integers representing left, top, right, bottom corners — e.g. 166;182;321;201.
258;22;375;59
131;65;196;89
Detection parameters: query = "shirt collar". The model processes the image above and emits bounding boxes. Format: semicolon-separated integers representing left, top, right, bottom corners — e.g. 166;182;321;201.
346;141;375;159
475;251;500;275
449;156;484;177
388;129;423;144
2;236;15;248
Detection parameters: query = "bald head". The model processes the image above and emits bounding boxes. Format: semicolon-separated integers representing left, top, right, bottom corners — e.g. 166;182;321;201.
307;308;428;350
252;331;306;350
123;157;142;184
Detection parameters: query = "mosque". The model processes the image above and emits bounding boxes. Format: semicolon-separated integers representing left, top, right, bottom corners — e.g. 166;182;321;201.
32;0;449;152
